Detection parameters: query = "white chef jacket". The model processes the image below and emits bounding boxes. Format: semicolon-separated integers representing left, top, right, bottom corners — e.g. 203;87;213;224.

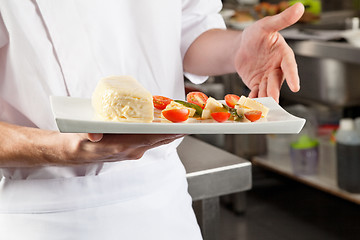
0;0;226;239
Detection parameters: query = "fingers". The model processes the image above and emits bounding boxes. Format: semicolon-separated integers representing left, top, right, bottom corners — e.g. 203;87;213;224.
248;85;259;98
64;133;186;165
87;133;103;142
248;69;284;102
134;135;185;159
135;134;185;147
258;79;268;98
260;3;305;33
281;46;300;93
267;69;284;103
108;134;185;161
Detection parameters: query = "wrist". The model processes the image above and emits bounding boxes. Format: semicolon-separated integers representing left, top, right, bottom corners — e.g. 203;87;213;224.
16;127;66;167
231;30;243;74
0;122;72;167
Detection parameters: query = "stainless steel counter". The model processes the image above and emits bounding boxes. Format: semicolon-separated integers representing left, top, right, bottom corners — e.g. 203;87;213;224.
178;136;252;240
179;136;251;201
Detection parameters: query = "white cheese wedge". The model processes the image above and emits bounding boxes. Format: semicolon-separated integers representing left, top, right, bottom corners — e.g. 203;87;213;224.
235;95;269;118
201;97;224;119
92;76;154;123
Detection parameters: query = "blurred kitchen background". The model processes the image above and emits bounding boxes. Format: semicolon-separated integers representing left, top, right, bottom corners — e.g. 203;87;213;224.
185;0;360;239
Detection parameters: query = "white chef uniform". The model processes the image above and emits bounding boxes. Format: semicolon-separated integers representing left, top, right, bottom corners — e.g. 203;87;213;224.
0;0;226;239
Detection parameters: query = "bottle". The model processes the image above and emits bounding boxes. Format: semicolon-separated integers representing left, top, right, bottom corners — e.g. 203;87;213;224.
355;117;360;135
335;118;360;193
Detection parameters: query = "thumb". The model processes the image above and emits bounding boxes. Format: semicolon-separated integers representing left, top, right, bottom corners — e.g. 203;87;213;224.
260;2;305;33
87;133;103;142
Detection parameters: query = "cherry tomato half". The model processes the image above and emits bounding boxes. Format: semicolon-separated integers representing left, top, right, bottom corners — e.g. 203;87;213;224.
162;109;190;123
186;92;208;109
225;94;240;108
211;112;231;123
244;110;262;122
153;96;172;110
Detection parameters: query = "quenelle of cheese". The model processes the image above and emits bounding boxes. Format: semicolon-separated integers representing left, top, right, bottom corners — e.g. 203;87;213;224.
92;76;154;123
235;95;269;118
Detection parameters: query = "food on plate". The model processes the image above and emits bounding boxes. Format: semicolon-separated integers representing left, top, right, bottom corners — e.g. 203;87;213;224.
235;95;269;122
92;79;268;124
162;101;196;117
201;97;226;119
158;92;268;123
153;95;172;110
222;103;244;122
236;95;269;117
162;109;190;123
92;75;154;123
244;110;262;122
211;112;231;123
174;100;203;117
160;101;196;122
186;91;208;109
225;94;240;108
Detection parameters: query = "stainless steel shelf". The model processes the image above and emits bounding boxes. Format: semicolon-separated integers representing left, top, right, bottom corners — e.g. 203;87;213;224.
288;40;360;64
253;154;360;205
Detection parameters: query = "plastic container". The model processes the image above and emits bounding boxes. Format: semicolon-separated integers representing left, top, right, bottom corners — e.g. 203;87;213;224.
336;118;360;193
290;135;319;176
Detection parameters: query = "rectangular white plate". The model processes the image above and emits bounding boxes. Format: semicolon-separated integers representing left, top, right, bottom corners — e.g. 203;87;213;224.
50;96;306;134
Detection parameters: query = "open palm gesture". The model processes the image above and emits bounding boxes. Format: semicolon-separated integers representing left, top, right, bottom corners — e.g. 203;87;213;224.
235;3;305;102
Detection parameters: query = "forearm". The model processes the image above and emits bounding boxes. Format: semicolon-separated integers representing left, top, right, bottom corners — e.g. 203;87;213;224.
0;121;186;168
0;121;66;167
183;29;242;76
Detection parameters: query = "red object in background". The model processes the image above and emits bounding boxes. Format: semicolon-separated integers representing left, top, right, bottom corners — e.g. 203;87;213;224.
317;124;339;143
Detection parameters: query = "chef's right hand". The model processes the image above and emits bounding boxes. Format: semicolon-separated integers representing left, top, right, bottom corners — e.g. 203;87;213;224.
0;121;184;167
58;133;185;165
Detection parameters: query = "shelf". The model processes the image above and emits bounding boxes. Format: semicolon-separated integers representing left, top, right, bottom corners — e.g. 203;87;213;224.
253;154;360;205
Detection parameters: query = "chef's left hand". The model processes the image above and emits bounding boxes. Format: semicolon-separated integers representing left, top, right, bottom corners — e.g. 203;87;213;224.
234;3;304;102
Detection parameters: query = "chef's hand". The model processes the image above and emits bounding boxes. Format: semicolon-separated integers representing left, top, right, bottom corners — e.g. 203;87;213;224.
183;3;304;102
234;3;304;102
59;133;185;165
0;121;184;167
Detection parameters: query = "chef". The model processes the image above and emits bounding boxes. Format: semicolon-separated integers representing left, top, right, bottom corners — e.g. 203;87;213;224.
0;1;304;239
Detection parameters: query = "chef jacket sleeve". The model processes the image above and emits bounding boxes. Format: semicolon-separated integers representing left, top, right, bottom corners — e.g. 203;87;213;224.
0;13;8;48
181;0;226;84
